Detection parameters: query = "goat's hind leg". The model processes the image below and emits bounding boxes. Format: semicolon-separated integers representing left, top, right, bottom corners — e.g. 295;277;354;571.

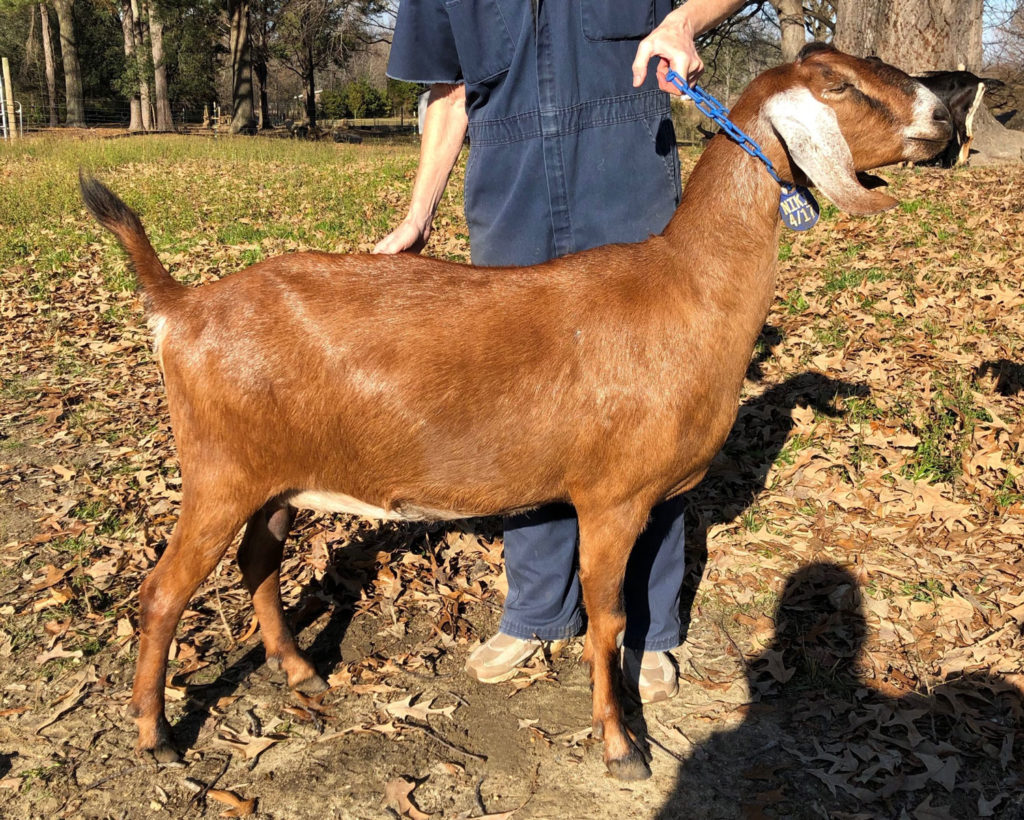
577;501;653;781
237;500;326;693
131;500;246;762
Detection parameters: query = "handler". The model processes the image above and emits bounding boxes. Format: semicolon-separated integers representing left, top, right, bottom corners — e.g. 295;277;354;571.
376;0;746;703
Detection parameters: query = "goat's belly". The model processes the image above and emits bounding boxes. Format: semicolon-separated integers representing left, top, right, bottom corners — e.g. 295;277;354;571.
284;490;467;522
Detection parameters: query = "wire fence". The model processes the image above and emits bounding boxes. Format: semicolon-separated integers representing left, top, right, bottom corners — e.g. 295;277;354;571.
1;96;417;137
10;98;244;131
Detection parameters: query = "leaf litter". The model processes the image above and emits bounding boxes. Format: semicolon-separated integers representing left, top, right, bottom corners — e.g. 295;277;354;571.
0;140;1023;817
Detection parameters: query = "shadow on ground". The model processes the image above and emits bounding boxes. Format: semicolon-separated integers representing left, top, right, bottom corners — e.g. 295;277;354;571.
978;358;1024;397
656;562;1024;819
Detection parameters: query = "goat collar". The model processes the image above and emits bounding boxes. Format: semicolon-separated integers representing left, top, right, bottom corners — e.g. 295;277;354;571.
666;71;820;232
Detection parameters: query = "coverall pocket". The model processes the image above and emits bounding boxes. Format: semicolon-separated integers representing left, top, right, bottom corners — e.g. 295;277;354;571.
444;0;515;83
581;1;655;41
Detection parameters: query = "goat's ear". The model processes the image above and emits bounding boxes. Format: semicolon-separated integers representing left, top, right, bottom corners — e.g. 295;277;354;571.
763;88;898;214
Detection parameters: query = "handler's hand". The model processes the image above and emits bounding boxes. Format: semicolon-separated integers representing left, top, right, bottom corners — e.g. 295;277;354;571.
632;7;705;92
373;217;430;254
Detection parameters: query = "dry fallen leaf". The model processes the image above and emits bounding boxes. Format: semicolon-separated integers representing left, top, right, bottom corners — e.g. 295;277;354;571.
214;729;285;762
384;777;430;820
207;788;256;818
385;694;457;722
34;642;84;665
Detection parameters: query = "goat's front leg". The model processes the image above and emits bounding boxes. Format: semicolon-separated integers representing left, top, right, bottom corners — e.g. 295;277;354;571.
577;500;652;781
131;499;245;762
237;501;325;693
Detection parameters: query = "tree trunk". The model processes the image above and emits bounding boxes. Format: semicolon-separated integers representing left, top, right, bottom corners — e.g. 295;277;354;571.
773;0;806;62
131;0;152;130
836;0;1022;165
228;0;256;133
834;0;982;73
304;41;317;127
51;0;85;127
971;104;1024;165
149;3;174;131
254;57;269;129
24;5;40;76
118;0;143;131
39;4;58;127
252;10;269;131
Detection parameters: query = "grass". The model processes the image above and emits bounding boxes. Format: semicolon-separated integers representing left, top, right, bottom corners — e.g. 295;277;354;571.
782;287;809;315
0;134;445;300
899;375;992;486
994;472;1024;510
898;578;949;603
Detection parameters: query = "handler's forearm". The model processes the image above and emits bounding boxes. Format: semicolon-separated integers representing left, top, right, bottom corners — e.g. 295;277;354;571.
633;0;749;89
678;0;748;36
405;83;468;232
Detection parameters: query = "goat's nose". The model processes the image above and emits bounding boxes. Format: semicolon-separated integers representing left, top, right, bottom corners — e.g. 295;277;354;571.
933;104;951;125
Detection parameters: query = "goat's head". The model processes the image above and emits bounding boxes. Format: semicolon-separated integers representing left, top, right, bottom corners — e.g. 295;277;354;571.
735;43;952;214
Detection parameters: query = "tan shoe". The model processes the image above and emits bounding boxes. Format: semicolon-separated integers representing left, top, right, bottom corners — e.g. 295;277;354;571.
465;633;543;683
622;648;680;704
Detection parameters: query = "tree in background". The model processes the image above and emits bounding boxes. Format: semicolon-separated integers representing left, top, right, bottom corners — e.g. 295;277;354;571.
836;0;1023;163
117;0;143;129
985;0;1024;128
771;0;807;60
72;0;123;118
130;0;152;128
250;0;277;128
693;2;781;104
697;1;836;76
22;3;59;124
40;3;57;124
386;77;419;120
270;0;386;128
163;1;219;118
149;0;173;130
51;0;85;125
835;0;982;71
341;75;385;117
320;75;386;118
228;0;255;132
272;0;340;127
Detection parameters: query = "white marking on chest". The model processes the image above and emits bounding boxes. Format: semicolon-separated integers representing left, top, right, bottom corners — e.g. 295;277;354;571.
285;490;463;522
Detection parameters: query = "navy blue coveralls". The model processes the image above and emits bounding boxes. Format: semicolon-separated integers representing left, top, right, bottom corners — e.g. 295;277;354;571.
389;0;686;651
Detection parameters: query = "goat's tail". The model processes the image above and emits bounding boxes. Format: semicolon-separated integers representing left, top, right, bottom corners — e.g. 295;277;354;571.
79;173;184;312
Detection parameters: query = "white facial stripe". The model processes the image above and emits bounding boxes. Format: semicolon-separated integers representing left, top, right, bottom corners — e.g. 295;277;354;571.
911;85;944;131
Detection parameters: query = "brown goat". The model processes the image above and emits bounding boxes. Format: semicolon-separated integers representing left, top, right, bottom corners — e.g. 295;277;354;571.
82;45;950;781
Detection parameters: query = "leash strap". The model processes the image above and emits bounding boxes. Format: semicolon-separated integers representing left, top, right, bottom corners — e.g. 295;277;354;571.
665;69;819;232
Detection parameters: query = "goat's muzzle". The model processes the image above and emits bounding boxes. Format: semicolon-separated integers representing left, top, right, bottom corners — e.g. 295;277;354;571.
904;86;954;160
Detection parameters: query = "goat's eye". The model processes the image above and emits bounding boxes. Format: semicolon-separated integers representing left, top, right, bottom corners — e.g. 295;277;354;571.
825;82;851;96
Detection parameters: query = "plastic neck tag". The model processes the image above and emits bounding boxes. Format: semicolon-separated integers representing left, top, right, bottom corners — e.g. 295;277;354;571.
779;186;820;231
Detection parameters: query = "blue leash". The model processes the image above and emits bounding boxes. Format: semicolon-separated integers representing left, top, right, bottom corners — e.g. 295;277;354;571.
665;69;819;232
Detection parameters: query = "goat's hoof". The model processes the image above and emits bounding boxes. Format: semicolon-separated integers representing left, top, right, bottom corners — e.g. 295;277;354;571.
606;747;651;781
266;653;325;693
150;742;182;764
293;673;328;695
136;715;179;763
138;734;180;764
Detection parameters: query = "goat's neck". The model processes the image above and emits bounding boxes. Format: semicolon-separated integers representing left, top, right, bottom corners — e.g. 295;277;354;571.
665;132;783;266
662;131;785;335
